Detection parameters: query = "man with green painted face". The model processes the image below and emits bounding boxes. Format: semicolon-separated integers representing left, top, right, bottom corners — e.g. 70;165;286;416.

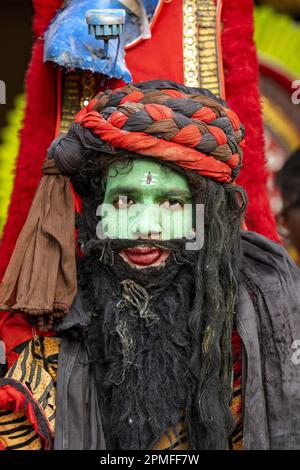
1;80;300;451
99;159;194;263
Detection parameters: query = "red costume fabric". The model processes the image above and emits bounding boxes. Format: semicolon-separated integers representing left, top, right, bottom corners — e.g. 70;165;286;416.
221;0;279;240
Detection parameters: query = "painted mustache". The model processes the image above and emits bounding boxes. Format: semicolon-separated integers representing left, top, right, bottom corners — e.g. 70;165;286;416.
79;238;198;269
81;237;190;255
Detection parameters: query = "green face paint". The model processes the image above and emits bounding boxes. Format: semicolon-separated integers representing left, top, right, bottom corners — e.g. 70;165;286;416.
99;159;194;241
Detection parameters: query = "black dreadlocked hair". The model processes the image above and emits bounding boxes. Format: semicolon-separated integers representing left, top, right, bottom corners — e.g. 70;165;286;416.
72;151;247;450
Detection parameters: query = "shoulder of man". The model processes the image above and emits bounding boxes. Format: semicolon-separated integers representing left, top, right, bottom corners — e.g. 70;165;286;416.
240;229;300;328
238;231;300;449
241;229;300;291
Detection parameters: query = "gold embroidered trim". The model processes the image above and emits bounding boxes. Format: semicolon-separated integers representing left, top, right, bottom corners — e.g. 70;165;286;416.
59;72;97;134
183;0;200;88
59;73;82;135
80;71;97;109
183;0;221;96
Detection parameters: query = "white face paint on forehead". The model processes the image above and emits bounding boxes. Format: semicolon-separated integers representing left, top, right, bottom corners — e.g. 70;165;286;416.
141;172;159;187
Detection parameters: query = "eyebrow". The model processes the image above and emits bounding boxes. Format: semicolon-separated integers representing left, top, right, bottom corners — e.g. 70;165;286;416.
106;186;192;200
106;186;141;199
156;190;192;201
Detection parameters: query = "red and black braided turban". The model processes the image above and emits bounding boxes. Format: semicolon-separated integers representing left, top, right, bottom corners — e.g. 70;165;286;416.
50;80;245;183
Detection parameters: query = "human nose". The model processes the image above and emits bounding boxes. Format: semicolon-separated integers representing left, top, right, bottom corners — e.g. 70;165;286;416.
129;204;162;240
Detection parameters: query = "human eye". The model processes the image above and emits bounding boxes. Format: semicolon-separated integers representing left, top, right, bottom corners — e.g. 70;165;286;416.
160;199;185;211
113;195;135;209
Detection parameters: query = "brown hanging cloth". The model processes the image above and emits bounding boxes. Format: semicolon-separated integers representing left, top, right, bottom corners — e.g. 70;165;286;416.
0;158;77;330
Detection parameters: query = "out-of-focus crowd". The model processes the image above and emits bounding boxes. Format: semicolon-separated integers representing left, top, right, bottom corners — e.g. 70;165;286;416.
276;148;300;266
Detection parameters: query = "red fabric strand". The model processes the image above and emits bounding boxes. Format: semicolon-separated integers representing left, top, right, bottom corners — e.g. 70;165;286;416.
208;126;227;146
221;0;279;241
109;111;129;129
162;89;186;99
192;107;216;123
171;125;202;147
226;108;240;131
120;91;144;104
144;103;174;121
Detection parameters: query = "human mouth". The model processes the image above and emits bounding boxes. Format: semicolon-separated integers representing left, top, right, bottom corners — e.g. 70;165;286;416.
119;246;170;268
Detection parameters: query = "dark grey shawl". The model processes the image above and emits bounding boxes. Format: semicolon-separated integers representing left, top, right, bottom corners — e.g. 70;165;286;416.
237;231;300;449
54;230;300;450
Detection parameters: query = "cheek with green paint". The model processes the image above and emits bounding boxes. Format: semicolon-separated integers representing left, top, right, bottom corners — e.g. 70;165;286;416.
99;159;194;240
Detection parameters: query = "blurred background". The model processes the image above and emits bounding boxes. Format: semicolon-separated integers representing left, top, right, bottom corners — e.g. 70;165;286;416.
0;0;300;263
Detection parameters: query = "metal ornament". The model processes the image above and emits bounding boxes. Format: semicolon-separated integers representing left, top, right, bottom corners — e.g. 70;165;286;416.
86;9;126;59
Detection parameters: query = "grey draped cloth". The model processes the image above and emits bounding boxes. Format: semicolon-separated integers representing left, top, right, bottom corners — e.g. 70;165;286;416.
237;231;300;449
53;231;300;450
54;294;106;450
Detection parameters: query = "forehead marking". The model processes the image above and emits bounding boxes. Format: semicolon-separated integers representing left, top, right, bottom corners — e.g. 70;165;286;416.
141;172;159;186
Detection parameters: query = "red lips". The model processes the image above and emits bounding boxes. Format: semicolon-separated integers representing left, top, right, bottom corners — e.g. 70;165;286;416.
120;246;170;267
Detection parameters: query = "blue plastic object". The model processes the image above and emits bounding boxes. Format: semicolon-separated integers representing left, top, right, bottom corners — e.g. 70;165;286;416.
44;0;160;82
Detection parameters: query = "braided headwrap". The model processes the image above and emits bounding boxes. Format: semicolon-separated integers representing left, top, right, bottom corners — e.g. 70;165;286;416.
53;80;245;183
0;80;245;331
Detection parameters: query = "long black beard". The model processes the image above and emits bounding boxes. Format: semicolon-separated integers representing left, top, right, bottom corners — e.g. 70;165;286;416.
75;171;246;450
78;240;198;450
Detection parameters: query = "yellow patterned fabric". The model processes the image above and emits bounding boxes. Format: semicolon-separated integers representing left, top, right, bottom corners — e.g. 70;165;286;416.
0;409;43;450
152;410;189;450
229;328;243;450
0;336;60;450
229;383;243;450
151;388;243;451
